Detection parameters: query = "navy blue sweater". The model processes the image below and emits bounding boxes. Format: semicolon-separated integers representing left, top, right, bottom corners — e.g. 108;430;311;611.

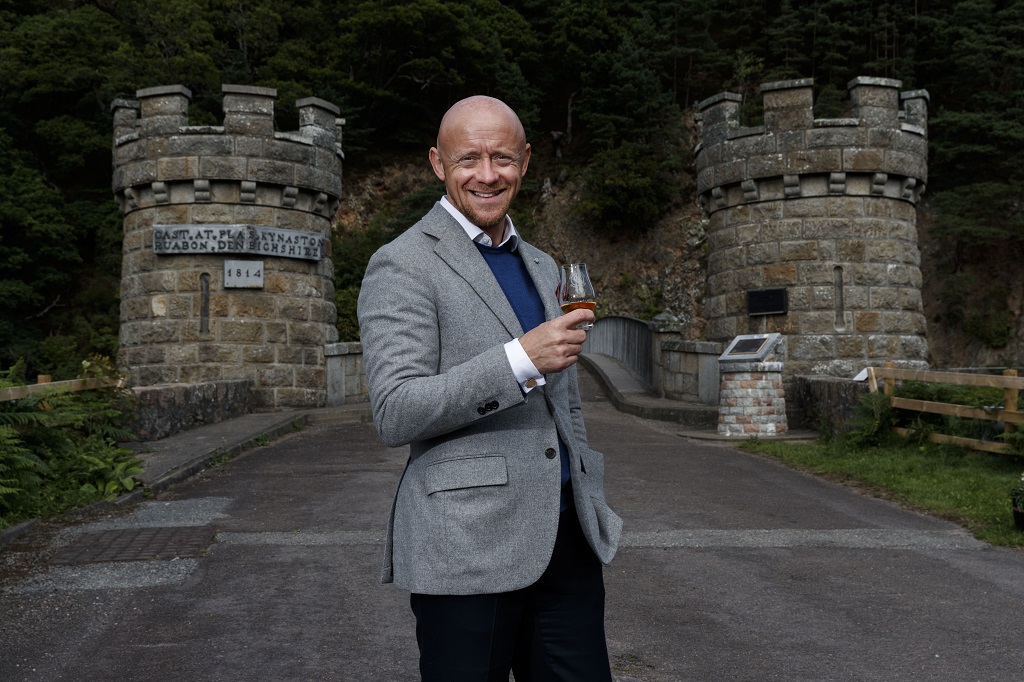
476;242;572;509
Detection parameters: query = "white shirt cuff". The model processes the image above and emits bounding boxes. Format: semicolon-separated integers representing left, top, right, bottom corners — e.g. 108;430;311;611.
504;340;545;392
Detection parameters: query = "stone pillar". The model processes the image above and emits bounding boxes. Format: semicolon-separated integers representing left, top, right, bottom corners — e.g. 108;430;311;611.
718;334;787;437
112;84;344;410
695;77;930;385
324;342;367;407
648;312;681;397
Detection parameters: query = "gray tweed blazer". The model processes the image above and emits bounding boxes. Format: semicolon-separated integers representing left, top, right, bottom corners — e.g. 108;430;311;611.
357;202;621;595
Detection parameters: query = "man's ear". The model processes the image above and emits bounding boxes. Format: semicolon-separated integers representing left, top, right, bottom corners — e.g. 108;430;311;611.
520;143;532;177
428;147;446;181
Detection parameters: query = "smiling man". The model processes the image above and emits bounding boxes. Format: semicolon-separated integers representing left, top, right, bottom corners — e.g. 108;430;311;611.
429;96;529;237
358;96;622;681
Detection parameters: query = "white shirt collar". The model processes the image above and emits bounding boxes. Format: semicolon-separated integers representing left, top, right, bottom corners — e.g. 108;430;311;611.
439;195;520;250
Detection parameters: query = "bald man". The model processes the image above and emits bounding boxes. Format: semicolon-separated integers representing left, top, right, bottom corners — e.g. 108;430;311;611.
358;96;621;681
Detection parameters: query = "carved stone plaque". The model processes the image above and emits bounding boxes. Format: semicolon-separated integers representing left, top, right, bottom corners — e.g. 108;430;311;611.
153;224;325;261
224;260;265;289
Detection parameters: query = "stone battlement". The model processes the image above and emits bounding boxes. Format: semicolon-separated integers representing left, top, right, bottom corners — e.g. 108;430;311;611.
695;77;929;215
694;76;930;383
111;85;344;219
112;84;344;410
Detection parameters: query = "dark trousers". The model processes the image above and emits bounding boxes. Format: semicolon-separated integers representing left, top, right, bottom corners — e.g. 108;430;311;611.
409;505;612;682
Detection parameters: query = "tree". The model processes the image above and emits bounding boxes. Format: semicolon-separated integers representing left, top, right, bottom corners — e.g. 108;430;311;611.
326;0;540;146
925;0;1024;260
0;130;80;370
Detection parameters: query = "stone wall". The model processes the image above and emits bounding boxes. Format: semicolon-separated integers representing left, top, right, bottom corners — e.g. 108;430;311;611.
792;375;871;435
129;379;252;441
325;342;367;407
660;340;722;404
695;77;930;385
112;85;343;410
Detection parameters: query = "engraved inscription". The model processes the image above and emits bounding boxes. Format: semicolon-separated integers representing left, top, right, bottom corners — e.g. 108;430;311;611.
153;224;325;261
728;337;769;356
224;260;265;289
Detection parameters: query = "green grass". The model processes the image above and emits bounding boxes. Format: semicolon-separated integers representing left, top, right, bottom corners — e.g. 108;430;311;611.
738;437;1024;548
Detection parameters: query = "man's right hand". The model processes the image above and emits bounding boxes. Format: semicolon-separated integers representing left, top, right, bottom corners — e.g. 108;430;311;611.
518;309;594;374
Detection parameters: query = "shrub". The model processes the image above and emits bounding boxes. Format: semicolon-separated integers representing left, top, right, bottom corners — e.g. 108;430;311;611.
1011;473;1024;511
576;141;676;240
847;391;899;447
0;356;141;529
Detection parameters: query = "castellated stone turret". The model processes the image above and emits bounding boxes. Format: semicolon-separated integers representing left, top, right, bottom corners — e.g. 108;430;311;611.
695;77;930;380
111;84;343;409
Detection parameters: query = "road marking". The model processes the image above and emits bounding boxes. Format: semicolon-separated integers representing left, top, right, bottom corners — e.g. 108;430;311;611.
620;529;987;550
216;528;987;550
218;530;385;546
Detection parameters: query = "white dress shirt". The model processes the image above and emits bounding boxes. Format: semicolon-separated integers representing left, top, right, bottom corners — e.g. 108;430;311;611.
439;196;545;393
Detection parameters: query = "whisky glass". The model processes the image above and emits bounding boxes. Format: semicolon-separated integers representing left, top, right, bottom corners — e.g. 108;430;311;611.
557;263;596;330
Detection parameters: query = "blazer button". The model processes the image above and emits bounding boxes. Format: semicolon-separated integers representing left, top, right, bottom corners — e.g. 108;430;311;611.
488;401;499;410
545;448;556;459
477;407;487;415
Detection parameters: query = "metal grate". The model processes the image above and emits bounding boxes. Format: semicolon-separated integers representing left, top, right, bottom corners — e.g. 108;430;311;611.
51;526;216;565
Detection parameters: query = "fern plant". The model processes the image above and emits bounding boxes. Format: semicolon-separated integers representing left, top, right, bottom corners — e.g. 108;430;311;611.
1011;472;1024;512
0;356;141;529
847;391;898;447
0;426;52;519
999;429;1024;458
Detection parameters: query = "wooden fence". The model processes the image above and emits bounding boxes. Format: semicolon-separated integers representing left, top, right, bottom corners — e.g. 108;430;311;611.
868;364;1022;454
0;376;119;403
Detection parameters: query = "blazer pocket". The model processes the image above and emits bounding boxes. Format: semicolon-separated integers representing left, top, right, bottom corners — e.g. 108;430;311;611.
425;455;508;495
588;494;623;563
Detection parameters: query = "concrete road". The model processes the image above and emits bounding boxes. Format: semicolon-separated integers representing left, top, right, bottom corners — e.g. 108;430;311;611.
1;369;1023;681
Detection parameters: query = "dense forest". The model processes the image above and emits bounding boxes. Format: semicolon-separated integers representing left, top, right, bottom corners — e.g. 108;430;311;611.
1;0;1022;378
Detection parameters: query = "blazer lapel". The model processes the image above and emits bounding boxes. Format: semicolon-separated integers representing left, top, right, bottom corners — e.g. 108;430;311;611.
423;204;524;338
519;241;561;322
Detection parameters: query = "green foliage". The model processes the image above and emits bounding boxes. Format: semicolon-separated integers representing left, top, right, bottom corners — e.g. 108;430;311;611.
932;183;1024;249
867;379;1024;452
635;285;665;321
897;380;1014;411
334;286;361;342
1010;472;1024;510
1001;433;1024;459
2;358;27;387
332;181;439;339
0;129;81;370
740;435;1024;548
847;390;899;447
813;83;849;118
329;0;543;146
937;274;1017;351
0;426;50;515
577;141;677;239
963;310;1016;349
0;357;141;529
0;0;1023;367
334;183;439;286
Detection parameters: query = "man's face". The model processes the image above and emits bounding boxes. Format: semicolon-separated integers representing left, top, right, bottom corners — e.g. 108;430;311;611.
429;100;531;236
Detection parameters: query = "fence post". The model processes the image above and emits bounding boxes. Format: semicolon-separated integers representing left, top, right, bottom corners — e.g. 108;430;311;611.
1005;369;1019;434
883;361;895;397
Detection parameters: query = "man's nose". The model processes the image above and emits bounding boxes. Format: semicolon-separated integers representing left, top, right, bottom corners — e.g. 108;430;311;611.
476;158;499;184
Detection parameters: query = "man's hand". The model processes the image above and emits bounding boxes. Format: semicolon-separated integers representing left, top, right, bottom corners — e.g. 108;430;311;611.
519;309;594;374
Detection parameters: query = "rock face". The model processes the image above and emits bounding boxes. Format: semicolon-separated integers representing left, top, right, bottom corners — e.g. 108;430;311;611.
695;77;930;381
112;85;343;409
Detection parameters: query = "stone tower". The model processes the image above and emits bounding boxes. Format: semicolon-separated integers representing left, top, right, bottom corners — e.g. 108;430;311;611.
111;84;343;409
695;77;930;379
